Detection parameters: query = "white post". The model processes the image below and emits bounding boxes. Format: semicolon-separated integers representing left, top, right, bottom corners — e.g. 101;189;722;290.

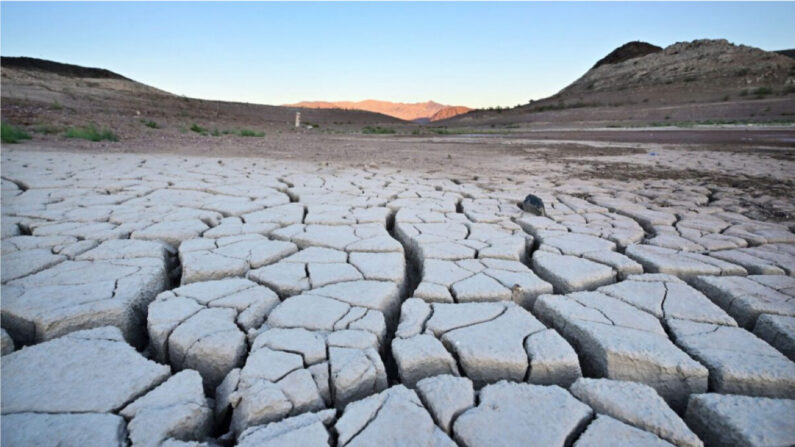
295;112;301;128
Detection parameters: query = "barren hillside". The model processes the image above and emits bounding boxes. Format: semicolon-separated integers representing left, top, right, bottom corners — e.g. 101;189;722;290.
443;39;795;127
556;39;793;102
1;57;405;142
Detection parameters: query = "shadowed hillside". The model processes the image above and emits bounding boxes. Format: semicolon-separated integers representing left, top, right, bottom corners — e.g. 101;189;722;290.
592;41;662;68
2;56;131;80
1;57;405;142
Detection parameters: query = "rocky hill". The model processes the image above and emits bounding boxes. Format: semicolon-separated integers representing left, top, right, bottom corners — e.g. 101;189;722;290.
443;39;795;127
286;99;471;122
553;39;794;102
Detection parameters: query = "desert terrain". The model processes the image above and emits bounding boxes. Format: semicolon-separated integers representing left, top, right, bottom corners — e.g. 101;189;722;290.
1;39;795;447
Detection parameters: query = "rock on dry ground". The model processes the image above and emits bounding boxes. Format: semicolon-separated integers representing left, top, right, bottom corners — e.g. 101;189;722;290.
1;149;794;446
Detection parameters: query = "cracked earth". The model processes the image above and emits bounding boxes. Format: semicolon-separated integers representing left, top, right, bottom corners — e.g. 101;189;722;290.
1;146;794;447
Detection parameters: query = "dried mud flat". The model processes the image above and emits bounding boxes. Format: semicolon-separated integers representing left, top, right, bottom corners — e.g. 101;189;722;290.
2;132;795;447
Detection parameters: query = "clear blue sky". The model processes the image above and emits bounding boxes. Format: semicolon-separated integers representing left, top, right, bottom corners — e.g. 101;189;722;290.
2;2;793;108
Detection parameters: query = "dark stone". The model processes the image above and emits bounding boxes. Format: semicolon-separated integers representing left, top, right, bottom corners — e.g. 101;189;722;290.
522;194;547;216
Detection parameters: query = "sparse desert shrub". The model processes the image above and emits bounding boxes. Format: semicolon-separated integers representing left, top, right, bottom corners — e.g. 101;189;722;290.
190;123;206;134
2;122;32;143
783;85;795;95
210;128;222;137
362;126;395;134
65;125;118;142
50;100;64;110
752;87;773;98
735;68;750;77
142;120;159;129
239;129;265;137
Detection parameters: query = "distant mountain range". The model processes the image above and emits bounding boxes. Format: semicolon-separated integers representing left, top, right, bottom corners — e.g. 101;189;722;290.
284;99;471;122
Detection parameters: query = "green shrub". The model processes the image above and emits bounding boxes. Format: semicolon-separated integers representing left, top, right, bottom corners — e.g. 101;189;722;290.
362;126;395;134
142;120;159;129
50;100;64;110
65;125;118;142
239;129;265;137
190;123;206;134
1;122;32;143
210;128;222;137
